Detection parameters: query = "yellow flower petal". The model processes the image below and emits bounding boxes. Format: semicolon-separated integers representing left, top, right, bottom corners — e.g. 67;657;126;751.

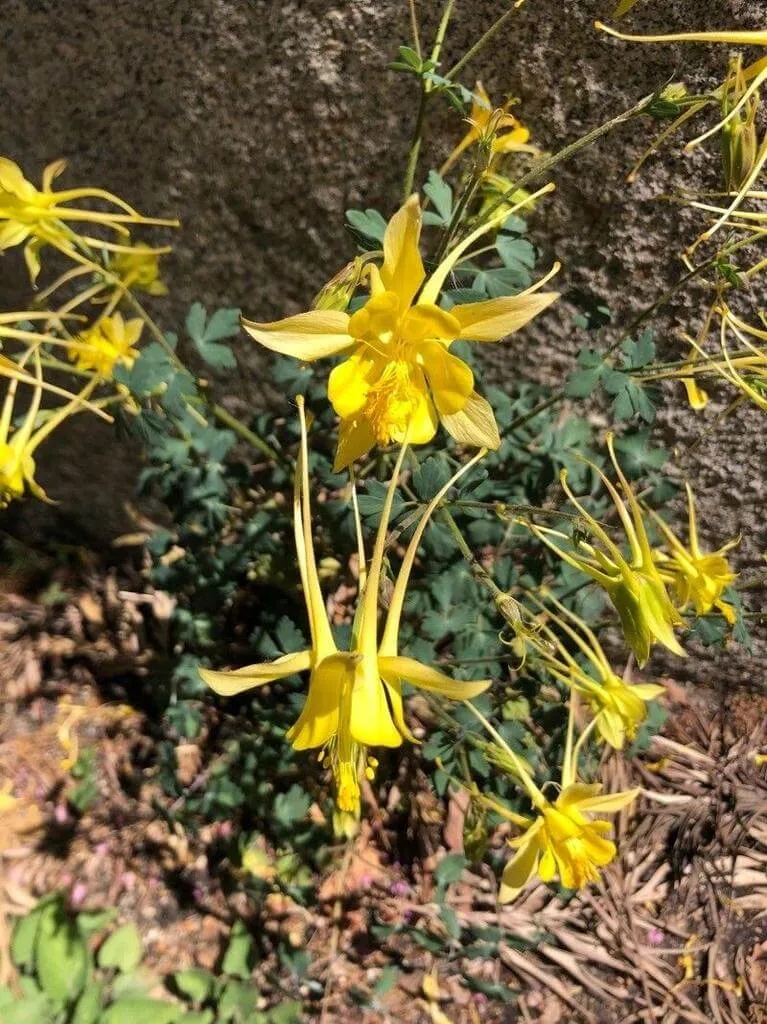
349;664;402;748
327;350;378;419
682;376;709;410
381;194;426;307
499;831;541;902
419;340;474;416
200;649;312;696
394;376;439;444
440;391;501;449
399;304;460;344
333;415;377;472
287;653;353;751
377;656;490;699
0;221;30;249
242;309;353;361
453;290;559;342
574;788;640;814
0;157;31;195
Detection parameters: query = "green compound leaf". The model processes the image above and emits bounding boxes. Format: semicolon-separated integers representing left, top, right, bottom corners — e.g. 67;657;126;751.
345;208;388;246
35;903;89;1004
221;922;254;980
186;303;239;371
423;170;453;227
97;923;143;973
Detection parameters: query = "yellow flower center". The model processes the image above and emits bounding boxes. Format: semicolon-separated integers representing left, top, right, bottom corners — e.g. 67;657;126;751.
364;358;422;444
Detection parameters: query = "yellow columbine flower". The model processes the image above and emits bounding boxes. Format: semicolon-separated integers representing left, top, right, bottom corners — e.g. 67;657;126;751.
200;397;491;817
526;434;685;666
67;314;143;379
0;157;178;283
0;350;101;505
650;483;739;625
469;700;639;900
710;306;767;412
243;192;559;470
440;82;537;177
33;238;171;323
528;592;664;749
500;781;638;900
111;241;169;296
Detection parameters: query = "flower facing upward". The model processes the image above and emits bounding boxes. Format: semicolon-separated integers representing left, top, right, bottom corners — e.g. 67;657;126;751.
243;193;559;470
68;314;143;379
650;483;739;624
528;592;664;749
526;434;685;667
200;398;490;818
0;157;178;283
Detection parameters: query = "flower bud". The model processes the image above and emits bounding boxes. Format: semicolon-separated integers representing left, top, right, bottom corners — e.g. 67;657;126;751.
463;801;489;864
648;83;688;120
312;257;366;312
722;116;758;192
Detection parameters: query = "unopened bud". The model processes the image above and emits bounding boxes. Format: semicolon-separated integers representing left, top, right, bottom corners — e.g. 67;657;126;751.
463;802;489;864
312;257;366;312
648;83;688;120
495;591;522;628
722;117;758;192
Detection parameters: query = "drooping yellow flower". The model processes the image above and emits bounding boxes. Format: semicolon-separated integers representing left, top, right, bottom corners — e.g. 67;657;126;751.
200;397;490;817
33;238;171;322
528;592;664;749
709;306;767;411
0;157;178;283
525;434;685;667
650;483;739;625
243;192;559;470
67;314;143;379
111;241;169;296
440;82;537;177
500;781;638;900
468;699;639;900
0;349;101;505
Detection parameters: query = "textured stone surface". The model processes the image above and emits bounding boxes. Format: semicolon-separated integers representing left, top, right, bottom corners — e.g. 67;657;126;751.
1;0;764;669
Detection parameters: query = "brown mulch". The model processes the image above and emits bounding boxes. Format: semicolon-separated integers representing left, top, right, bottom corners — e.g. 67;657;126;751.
0;563;766;1022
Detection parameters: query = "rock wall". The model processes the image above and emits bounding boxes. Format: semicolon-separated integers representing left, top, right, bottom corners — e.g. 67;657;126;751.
1;0;764;673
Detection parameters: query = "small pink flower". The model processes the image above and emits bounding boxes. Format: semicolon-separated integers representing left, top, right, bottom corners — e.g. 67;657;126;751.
647;927;664;947
70;883;88;907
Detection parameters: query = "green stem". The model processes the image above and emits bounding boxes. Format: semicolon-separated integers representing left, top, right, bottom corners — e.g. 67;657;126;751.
408;0;422;60
211;402;281;462
401;0;455;200
604;231;763;359
122;290;283;463
480;92;656;224
402;88;430;201
430;0;456;64
444;4;518;82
